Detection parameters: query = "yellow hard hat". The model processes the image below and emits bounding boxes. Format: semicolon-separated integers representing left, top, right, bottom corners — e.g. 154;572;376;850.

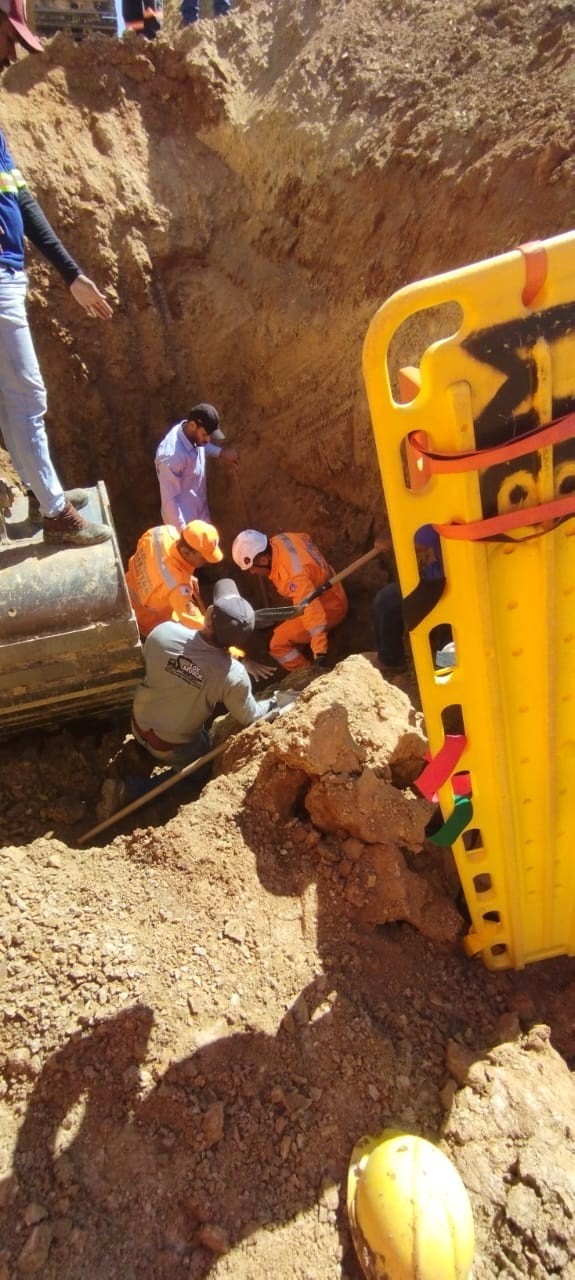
347;1129;475;1280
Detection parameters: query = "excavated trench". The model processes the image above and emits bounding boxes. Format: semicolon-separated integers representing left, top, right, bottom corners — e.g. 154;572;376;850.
1;5;575;1277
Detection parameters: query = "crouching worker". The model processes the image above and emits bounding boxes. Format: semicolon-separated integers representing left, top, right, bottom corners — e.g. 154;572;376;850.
131;579;277;771
232;529;348;671
125;519;223;639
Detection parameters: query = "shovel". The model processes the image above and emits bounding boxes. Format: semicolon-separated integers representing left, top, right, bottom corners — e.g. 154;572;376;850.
253;544;382;629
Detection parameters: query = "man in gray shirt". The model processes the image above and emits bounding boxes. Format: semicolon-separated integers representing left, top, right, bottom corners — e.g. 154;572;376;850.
132;579;276;769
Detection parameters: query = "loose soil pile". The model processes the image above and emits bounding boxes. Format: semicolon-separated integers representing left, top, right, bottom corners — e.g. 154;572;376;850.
1;2;575;1277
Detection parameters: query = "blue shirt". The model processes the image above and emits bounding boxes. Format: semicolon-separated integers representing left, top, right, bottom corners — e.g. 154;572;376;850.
415;524;444;580
155;420;221;528
0;129;27;271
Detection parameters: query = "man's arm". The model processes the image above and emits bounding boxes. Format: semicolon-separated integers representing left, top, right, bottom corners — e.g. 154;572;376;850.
155;459;185;529
222;660;275;727
169;580;205;631
18;190;112;319
218;447;239;470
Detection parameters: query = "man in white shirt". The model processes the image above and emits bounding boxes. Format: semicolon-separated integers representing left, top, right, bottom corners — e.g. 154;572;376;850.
155;403;238;529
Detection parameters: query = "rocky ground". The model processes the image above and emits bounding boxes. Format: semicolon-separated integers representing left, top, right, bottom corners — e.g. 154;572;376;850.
1;658;575;1278
1;1;575;1277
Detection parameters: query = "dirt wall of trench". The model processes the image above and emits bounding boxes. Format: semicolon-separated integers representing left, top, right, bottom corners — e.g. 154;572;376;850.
0;0;573;563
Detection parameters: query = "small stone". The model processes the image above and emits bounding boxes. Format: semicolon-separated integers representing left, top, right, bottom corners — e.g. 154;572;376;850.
446;1038;476;1085
494;1010;521;1042
197;1223;229;1253
291;994;309;1027
439;1078;458;1110
23;1204;48;1226
319;1179;339;1212
367;1084;379;1101
5;1047;32;1077
16;1223;52;1275
223;920;246;945
0;1175;18;1208
202;1101;224;1147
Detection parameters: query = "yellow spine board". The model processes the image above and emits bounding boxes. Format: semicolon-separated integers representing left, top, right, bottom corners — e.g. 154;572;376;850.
363;231;575;970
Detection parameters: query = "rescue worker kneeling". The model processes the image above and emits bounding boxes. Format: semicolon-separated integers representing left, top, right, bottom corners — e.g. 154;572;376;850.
232;529;348;671
131;580;277;771
125;519;223;639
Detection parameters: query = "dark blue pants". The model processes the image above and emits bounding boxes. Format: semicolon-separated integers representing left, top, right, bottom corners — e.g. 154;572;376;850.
373;583;405;667
181;0;230;23
373;581;451;668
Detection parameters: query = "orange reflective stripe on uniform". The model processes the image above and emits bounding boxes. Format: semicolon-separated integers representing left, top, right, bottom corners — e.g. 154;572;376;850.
126;525;204;636
268;531;348;667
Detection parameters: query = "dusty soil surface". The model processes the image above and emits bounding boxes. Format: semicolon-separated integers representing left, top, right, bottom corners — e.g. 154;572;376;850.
1;2;575;1278
2;658;575;1278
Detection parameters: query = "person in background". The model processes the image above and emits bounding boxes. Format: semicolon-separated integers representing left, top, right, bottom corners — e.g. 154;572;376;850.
131;579;277;769
0;0;113;547
372;525;449;673
122;0;162;38
125;519;223;639
232;528;348;672
181;0;230;26
155;403;238;530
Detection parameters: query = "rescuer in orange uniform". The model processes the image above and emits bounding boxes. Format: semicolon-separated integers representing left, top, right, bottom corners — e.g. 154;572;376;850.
232;529;348;671
126;520;223;640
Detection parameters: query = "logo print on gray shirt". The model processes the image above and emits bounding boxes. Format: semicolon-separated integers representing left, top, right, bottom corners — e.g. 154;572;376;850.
166;655;204;687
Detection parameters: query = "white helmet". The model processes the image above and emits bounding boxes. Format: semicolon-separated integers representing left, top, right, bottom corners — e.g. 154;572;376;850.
232;529;268;569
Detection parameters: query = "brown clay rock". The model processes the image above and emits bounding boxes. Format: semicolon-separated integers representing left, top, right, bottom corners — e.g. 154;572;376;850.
305;766;430;852
442;1026;575;1279
271;700;363;779
271;656;427;779
343;841;463;943
246;756;308;821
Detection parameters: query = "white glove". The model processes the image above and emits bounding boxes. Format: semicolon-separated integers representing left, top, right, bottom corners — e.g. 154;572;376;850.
275;690;301;708
266;690;301;722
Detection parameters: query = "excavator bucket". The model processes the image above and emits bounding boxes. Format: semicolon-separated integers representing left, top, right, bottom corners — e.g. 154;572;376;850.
0;482;144;736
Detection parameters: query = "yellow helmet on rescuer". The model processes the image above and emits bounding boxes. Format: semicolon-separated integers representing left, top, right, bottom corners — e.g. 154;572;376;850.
347;1129;475;1280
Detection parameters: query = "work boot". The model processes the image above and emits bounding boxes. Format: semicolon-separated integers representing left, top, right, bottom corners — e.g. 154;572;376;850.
27;488;89;525
42;501;112;547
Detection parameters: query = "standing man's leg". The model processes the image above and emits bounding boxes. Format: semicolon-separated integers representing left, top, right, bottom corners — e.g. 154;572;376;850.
213;0;231;14
373;582;406;670
0;270;110;545
0;270;64;516
181;0;200;24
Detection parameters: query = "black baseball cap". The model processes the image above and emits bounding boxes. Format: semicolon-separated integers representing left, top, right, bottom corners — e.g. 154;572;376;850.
188;403;225;442
211;579;255;648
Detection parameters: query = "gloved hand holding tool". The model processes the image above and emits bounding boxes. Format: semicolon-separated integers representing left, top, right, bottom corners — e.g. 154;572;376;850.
252;544;382;629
